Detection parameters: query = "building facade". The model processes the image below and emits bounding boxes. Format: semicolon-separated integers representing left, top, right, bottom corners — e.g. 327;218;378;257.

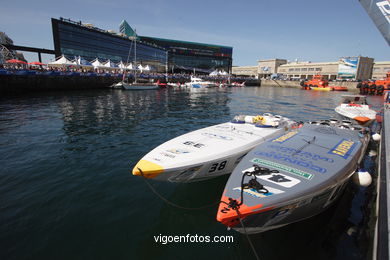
234;56;382;81
231;66;257;76
140;36;232;73
258;59;287;78
52;18;166;70
51;18;233;72
372;61;390;79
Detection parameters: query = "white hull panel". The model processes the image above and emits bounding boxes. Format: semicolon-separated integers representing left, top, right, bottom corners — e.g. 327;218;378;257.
133;116;295;182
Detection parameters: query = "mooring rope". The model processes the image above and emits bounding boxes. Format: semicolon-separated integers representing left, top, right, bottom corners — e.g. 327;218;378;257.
137;168;220;210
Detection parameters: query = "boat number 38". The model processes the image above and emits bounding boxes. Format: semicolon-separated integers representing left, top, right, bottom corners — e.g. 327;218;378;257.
208;160;227;173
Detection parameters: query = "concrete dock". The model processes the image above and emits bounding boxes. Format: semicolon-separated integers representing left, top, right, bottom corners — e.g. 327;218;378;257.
374;103;390;260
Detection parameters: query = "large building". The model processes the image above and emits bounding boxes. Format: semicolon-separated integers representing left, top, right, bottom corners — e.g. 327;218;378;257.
234;56;388;81
277;56;374;81
139;36;232;73
51;18;232;72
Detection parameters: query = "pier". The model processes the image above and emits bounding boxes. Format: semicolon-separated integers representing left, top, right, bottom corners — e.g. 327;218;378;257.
375;103;390;260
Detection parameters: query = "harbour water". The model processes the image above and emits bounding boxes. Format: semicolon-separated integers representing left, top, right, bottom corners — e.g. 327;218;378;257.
0;87;383;260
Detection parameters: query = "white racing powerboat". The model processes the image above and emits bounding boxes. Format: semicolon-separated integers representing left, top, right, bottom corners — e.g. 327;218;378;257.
185;77;217;88
217;119;369;234
132;113;297;182
335;95;376;126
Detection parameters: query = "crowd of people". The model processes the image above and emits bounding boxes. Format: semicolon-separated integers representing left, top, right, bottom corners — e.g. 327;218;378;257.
0;63;254;82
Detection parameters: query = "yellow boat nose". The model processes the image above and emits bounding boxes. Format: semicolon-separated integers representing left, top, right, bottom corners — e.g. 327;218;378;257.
132;159;164;178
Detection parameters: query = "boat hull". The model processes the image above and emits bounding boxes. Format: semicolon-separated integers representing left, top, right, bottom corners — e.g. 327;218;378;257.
133;115;295;182
217;122;369;233
310;87;332;91
335;105;376;126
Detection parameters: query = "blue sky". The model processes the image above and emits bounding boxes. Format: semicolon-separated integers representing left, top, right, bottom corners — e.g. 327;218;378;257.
0;0;389;65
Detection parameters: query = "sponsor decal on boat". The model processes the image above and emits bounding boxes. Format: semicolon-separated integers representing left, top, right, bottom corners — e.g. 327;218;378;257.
264;145;334;163
166;148;190;155
160;152;176;158
271;131;298;143
183;141;205;148
328;139;357;159
253;151;326;174
251;158;314;180
201;133;233;141
233;186;284;198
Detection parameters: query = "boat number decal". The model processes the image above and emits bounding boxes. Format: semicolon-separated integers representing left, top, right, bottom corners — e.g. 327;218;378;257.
251;158;314;180
201;133;233;141
208;160;227;173
233;186;284;198
166;148;190;154
328;139;357;159
183;141;205;148
271;131;298;143
258;172;300;188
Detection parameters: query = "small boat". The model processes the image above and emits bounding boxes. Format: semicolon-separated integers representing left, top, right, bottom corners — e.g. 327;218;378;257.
335;95;376;125
301;75;329;91
331;86;348;91
231;81;245;87
185;77;217;88
115;79;159;90
132;113;297;182
216;120;369;234
311;86;332;91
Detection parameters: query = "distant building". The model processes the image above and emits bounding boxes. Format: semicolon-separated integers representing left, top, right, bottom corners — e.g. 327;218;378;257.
51;17;232;72
278;57;374;81
258;59;287;78
232;65;257;77
372;61;390;79
234;56;380;81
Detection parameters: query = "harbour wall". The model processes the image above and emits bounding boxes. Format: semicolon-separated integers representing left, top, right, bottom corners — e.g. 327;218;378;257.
0;74;121;94
260;79;360;93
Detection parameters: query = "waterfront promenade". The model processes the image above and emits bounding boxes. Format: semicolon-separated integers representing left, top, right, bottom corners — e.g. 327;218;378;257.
0;67;255;94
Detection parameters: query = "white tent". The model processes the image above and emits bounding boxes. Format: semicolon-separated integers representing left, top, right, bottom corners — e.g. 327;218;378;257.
91;58;104;68
219;70;228;75
102;59;118;68
75;56;92;67
126;63;133;70
48;55;76;66
117;61;127;69
137;64;144;72
209;70;219;76
144;65;150;71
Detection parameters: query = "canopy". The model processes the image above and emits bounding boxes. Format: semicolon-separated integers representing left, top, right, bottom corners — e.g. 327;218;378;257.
75;56;92;67
6;59;27;64
117;61;127;69
144;65;150;71
28;61;46;66
102;59;118;68
48;55;76;66
137;64;144;71
209;70;219;76
126;63;133;70
91;58;104;68
209;69;228;76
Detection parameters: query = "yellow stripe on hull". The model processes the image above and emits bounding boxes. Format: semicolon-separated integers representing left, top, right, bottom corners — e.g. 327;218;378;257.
132;159;164;178
311;87;332;91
